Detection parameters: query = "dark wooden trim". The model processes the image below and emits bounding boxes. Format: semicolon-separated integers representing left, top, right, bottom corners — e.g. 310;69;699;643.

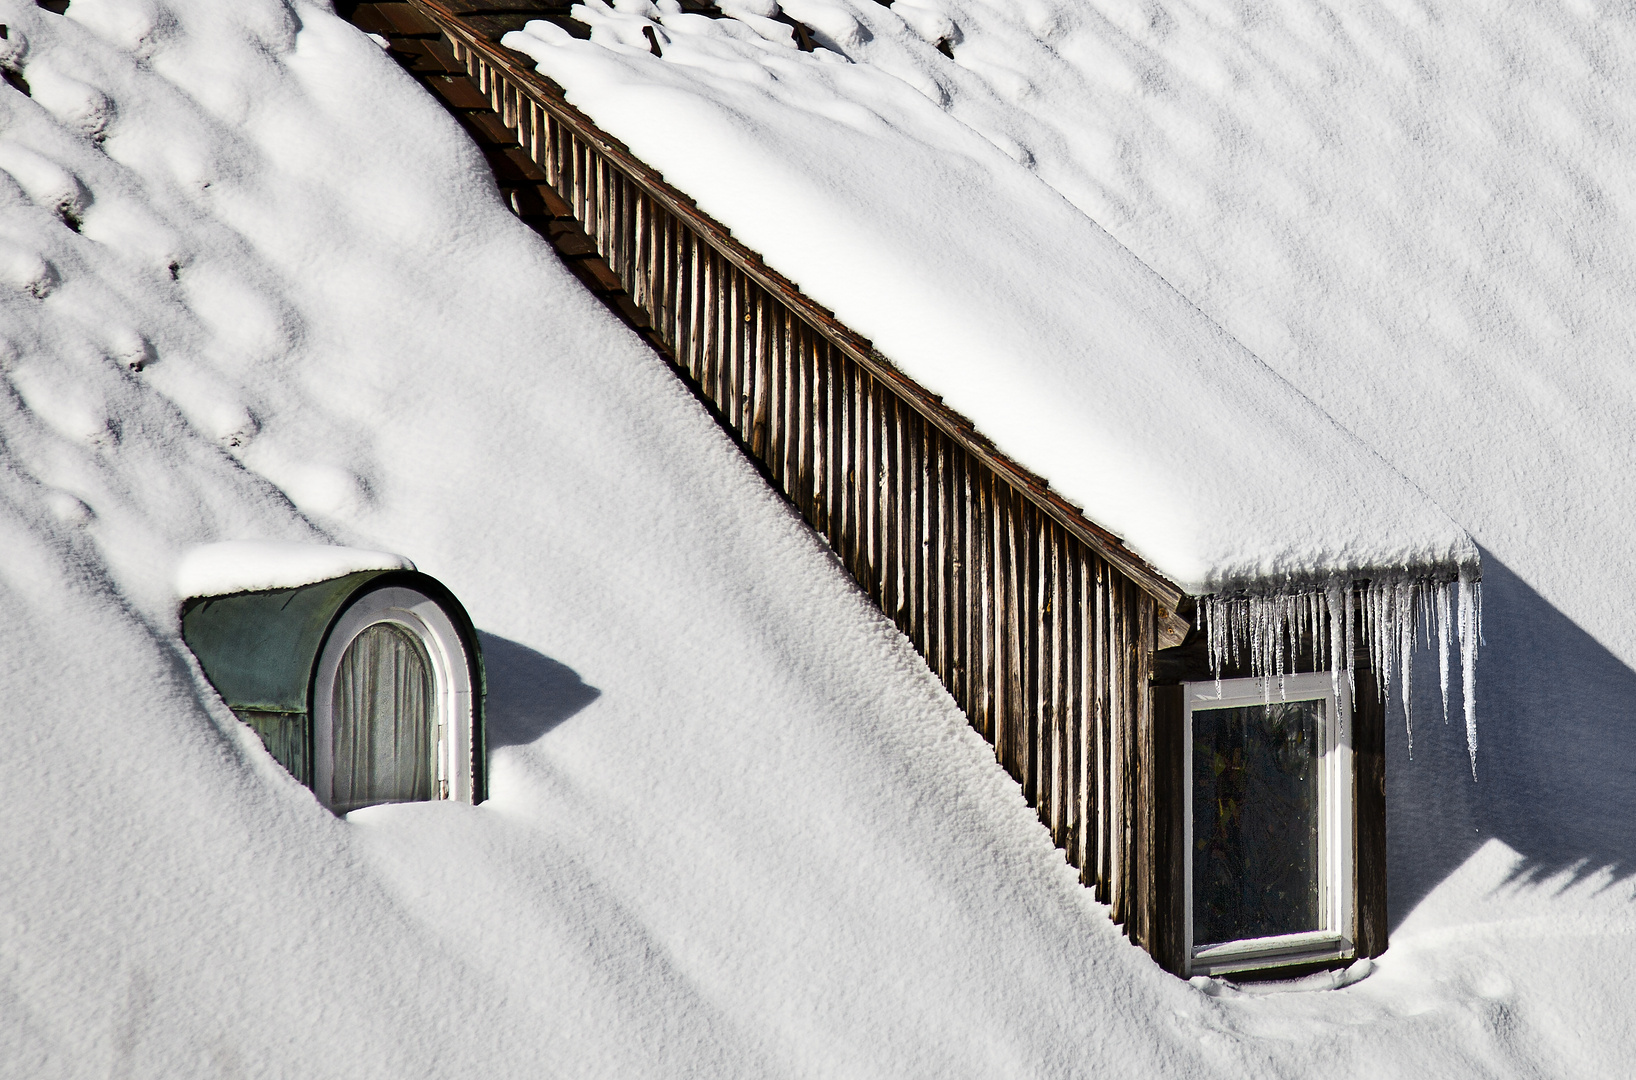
1149;684;1188;975
1352;641;1389;958
1151;620;1327;686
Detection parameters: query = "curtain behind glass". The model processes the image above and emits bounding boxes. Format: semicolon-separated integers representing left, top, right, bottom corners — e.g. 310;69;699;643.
331;622;436;813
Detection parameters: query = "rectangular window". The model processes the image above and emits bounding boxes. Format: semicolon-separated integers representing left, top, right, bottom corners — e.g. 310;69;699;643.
1184;672;1354;976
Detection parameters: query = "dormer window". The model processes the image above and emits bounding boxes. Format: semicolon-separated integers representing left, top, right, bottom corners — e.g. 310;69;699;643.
1184;673;1353;976
311;583;479;812
180;559;485;815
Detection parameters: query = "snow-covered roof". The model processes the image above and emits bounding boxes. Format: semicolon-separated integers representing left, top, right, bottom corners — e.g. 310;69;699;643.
502;3;1476;597
1;1;1628;1074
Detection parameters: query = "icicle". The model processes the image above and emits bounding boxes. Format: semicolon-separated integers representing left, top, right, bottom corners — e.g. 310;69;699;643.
1199;569;1482;777
1325;582;1346;699
1343;582;1355;701
1435;582;1452;726
1458;567;1480;778
1397;580;1414;754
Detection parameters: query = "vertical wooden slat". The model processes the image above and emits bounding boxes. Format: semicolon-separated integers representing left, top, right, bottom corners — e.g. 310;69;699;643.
857;359;869;574
930;433;948;686
717;257;733;425
542;112;558;186
996;479;1012;769
510;84;528;155
812;329;827;523
837;347;855;566
618;175;634;283
1021;500;1035;797
1050;526;1068;848
916;410;929;651
746;286;764;454
828;340;845;548
1092;557;1108;896
796;321;814;519
994;484;1020;778
726;268;742;435
894;405;910;635
766;303;786;487
1124;582;1140;930
529;99;545;174
611;166;624;278
895;395;911;628
881;395;899;627
1028;507;1043;810
576;134;590;226
883;396;896;621
1040;521;1055;837
662;206;678;339
628;186;647;308
593;152;609;262
1109;575;1127;923
1119;579;1135;925
1132;591;1156;949
643;195;658;331
1069;543;1087;873
780;313;798;493
942;439;956;688
687;232;706;379
985;475;1003;756
676;228;695;373
570;133;586;226
1042;515;1057;832
977;465;996;742
705;245;721;391
957;450;974;723
728;264;742;435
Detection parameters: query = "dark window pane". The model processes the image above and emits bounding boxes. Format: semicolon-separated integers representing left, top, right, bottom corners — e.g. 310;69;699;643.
332;622;436;813
1193;698;1322;947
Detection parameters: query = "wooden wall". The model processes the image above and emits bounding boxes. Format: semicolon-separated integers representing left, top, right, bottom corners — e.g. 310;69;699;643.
358;0;1216;970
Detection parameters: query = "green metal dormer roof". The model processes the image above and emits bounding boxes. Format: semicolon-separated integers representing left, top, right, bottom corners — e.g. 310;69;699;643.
181;571;390;714
180;569;487;714
180;568;488;803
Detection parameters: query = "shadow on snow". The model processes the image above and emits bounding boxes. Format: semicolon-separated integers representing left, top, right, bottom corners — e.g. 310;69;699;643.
478;632;601;751
473;571;1629;928
1387;548;1636;927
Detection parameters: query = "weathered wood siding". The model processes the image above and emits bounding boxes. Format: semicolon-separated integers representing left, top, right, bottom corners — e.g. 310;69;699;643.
353;0;1202;965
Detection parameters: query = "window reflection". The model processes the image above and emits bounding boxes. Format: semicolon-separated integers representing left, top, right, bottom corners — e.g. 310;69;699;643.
1193;698;1322;946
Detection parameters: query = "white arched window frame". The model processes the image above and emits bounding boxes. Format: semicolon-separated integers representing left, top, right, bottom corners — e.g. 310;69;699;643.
312;586;476;812
1183;671;1355;977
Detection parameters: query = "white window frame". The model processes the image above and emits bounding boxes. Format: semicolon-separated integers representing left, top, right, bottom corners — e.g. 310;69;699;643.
1183;671;1354;977
312;586;476;813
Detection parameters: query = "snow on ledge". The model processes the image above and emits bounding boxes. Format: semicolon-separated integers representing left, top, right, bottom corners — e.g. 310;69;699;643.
175;541;415;600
